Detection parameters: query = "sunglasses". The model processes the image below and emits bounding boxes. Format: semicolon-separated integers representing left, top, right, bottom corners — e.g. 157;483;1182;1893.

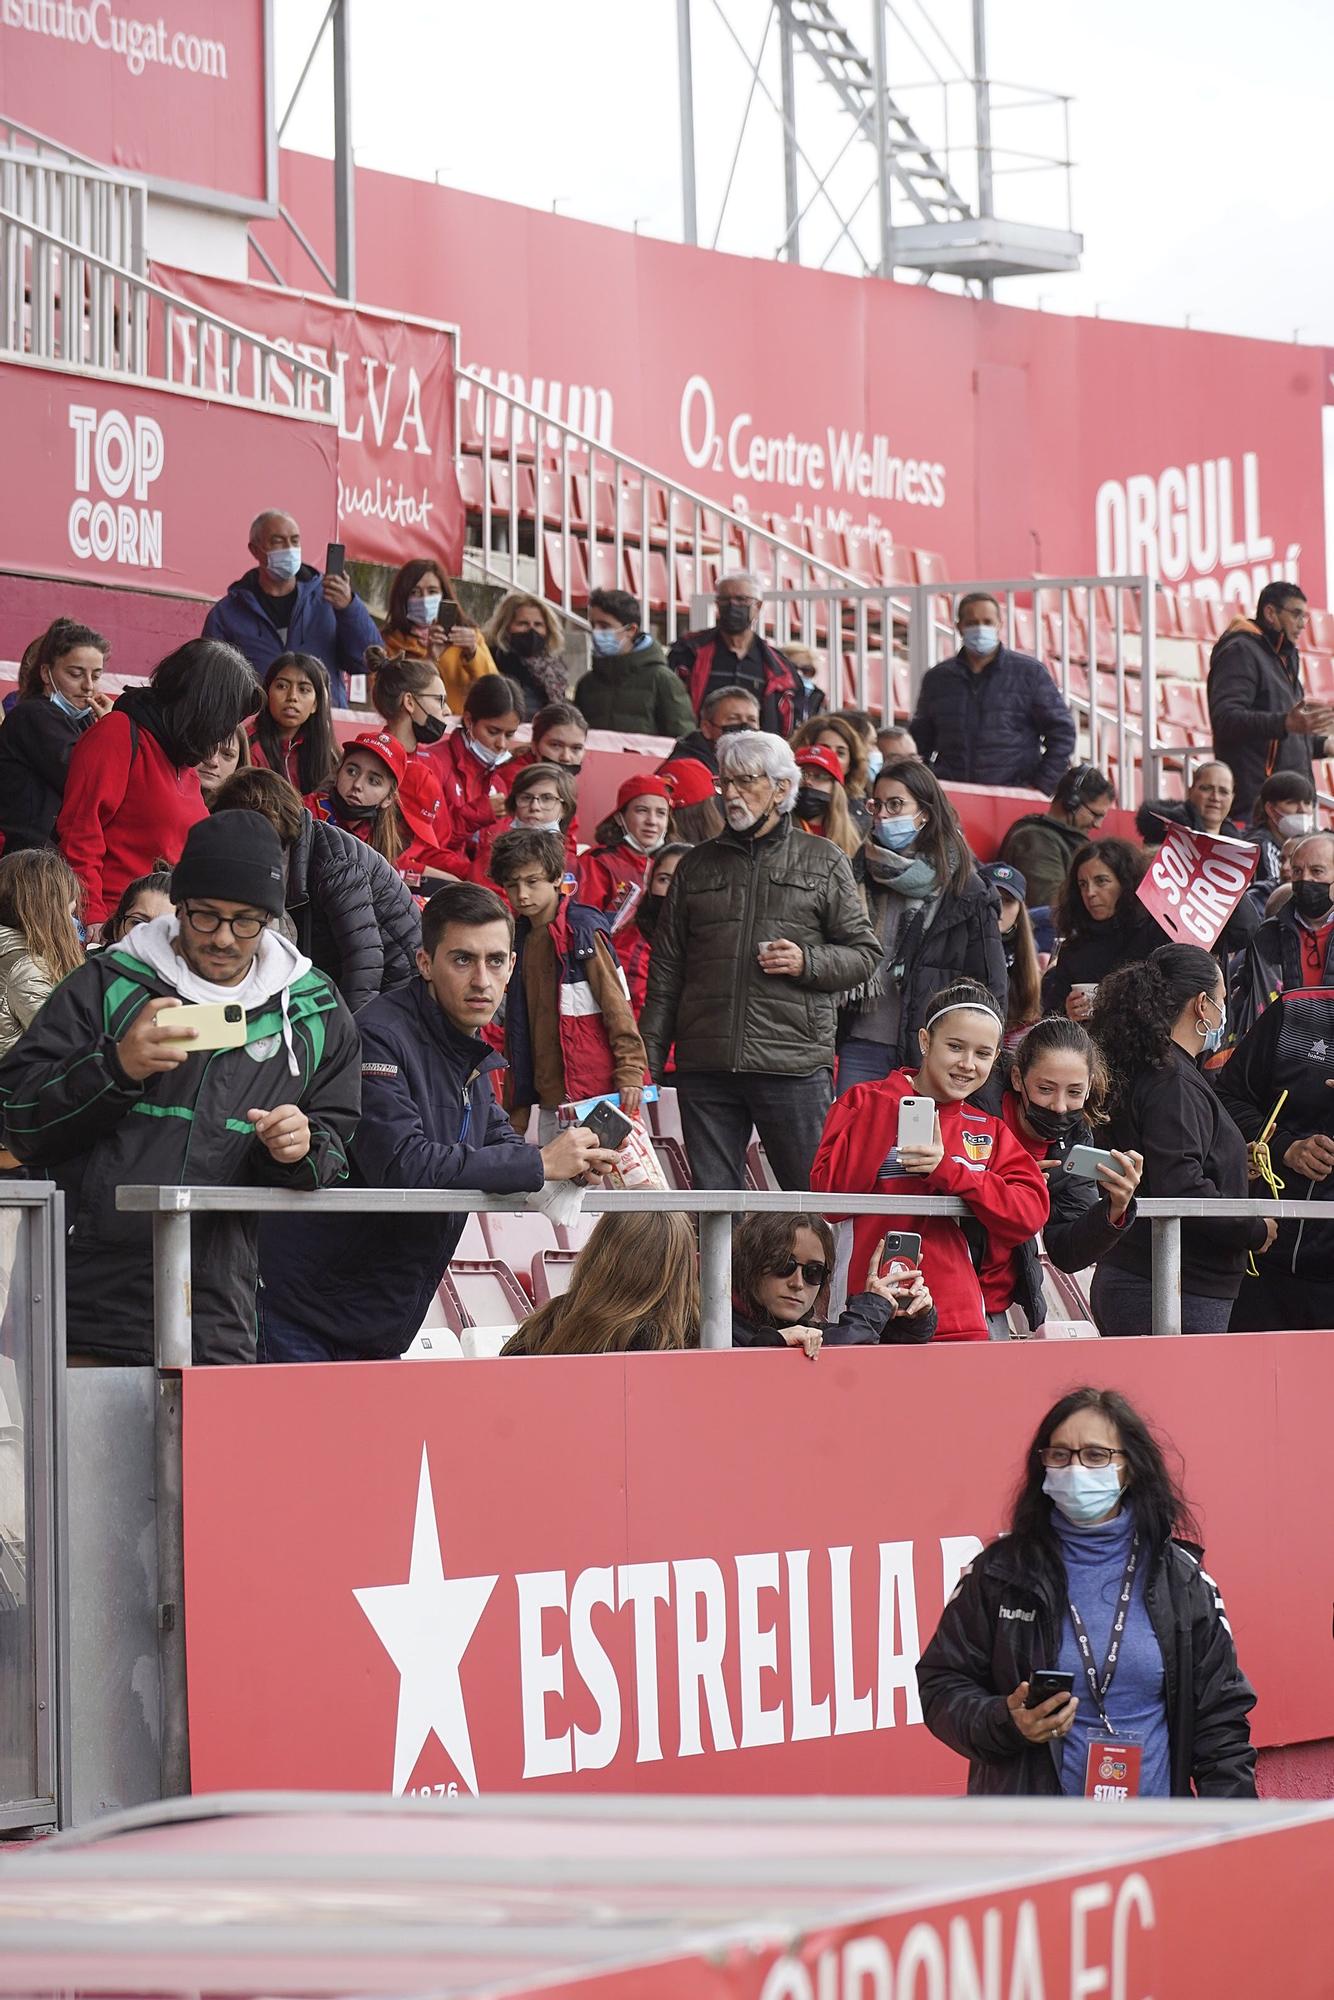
770;1257;828;1286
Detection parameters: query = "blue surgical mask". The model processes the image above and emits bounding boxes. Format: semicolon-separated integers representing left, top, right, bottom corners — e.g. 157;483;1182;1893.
871;815;920;852
865;747;883;781
407;592;442;627
1043;1464;1123;1526
1202;998;1227;1055
49;687;89;719
961;624;999;655
265;546;302;582
590;628;624;656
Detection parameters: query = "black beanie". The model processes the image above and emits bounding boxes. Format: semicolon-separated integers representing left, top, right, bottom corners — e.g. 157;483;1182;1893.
172;811;286;918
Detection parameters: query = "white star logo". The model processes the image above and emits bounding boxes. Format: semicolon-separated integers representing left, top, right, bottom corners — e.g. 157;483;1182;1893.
353;1445;498;1797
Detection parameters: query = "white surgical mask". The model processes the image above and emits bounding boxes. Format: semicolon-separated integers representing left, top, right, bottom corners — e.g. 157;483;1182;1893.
1043;1463;1122;1526
265;546;301;582
1278;811;1315;838
407;591;442;626
961;624;1000;656
465;733;508;770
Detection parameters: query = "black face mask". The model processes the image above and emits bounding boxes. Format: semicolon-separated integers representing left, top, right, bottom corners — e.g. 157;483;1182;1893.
637;895;664;937
719;720;753;735
717;599;753;635
508;628;546;660
331;792;379;825
1292;879;1334;922
411;709;448;747
795;785;830;820
1020;1089;1084;1144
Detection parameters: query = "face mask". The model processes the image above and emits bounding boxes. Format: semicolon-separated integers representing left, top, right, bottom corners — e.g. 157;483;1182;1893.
590;628;625;656
961;624;999;655
74;916;87;945
1200;999;1227;1056
1278;812;1315;838
265;546;301;582
865;747;883;782
410;709;448;748
1023;1092;1083;1144
1292;879;1333;922
1043;1463;1123;1526
407;592;442;627
49;686;89;719
796;785;830;820
508;628;545;660
465;731;508;769
871;815;920;852
725;789;775;835
717;599;753;635
335;794;380;824
800;673;817;691
525;818;563;835
622;827;665;856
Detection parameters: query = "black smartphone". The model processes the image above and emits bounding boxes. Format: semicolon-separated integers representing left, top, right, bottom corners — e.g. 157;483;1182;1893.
878;1231;921;1276
325;540;346;578
582;1099;633;1151
1025;1669;1075;1709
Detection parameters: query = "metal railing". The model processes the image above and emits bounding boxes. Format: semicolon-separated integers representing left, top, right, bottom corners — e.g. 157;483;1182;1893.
458;367;866;643
0;138;145;278
0;210;335;415
118;1185;1334;1358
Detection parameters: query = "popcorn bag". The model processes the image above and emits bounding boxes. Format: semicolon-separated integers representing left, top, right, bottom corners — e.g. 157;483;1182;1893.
556;1090;669;1192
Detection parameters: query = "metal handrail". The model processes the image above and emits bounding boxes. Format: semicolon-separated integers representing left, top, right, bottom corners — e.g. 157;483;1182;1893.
0;145;145;277
0;209;335;415
119;1184;1332;1362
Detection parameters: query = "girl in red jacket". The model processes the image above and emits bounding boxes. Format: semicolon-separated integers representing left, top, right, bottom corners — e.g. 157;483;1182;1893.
576;776;675;1012
56;639;260;930
247;652;340;804
367;647;469;880
811;977;1049;1341
428;674;524;865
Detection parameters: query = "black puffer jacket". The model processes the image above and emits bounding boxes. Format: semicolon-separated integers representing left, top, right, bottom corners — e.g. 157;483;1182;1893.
731;1288;936;1347
843;868;1008;1068
287;809;421;1015
917;1531;1257;1797
1207;617;1326;822
909;647;1077;795
640;814;881;1077
1004;1112;1138;1330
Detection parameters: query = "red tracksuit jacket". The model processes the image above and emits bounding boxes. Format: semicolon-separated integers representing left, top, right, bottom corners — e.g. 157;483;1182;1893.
575;843;653;1011
57;710;206;924
810;1069;1049;1340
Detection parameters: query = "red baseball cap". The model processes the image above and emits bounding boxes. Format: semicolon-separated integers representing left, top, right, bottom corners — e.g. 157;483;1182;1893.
345;730;408;786
616;773;672;813
661;758;717;808
795;744;845;784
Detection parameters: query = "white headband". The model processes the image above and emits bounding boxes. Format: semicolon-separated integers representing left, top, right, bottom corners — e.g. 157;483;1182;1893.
924;1000;1004;1034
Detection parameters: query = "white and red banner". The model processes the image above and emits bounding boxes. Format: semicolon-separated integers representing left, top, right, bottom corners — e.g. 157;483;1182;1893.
153;269;466;576
180;1333;1334;1800
1139;820;1260;948
0;358;336;600
0;0;270;208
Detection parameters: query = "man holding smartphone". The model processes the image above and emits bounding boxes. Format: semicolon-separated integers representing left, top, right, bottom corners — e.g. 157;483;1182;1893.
203;508;381;707
0;811;362;1364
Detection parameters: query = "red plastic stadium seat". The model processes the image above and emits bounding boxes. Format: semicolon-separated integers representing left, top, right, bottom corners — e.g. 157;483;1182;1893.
456;393;484;454
489;461;536;522
1307;607;1334;652
439;1260;531;1327
1160;681;1210;732
1305;652;1334;703
1155;588;1183;637
1010;607;1036;654
913;549;948;585
480;1211;559;1288
875;542;917;588
624;545;671;614
804;521;849;573
456;455;485;513
1176;597;1211;642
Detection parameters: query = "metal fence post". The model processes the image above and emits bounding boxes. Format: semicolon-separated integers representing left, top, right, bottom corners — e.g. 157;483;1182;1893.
1150;1217;1183;1336
698;1210;733;1350
152;1208;193;1371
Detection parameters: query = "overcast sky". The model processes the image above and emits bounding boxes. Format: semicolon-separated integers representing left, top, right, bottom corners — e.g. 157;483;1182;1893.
276;0;1334;347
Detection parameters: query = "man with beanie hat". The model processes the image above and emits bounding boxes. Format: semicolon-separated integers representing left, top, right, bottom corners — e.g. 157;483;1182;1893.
0;810;361;1364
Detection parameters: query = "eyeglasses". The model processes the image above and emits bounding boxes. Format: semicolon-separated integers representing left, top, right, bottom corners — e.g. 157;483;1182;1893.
1037;1445;1126;1469
522;793;565;810
719;772;769;794
770;1257;828;1286
869;798;913;818
180;905;268;940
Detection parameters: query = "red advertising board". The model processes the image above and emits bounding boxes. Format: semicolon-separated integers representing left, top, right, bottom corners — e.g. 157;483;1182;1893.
153;269;465;575
254;150;1329;607
1138;819;1259;948
0;0;271;210
0;358;337;601
181;1333;1334;1801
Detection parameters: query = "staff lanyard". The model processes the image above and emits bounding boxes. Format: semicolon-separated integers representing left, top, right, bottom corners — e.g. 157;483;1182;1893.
1066;1533;1140;1736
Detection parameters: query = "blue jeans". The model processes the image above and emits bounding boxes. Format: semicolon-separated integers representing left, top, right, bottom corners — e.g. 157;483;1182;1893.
835;1038;896;1097
256;1293;347;1364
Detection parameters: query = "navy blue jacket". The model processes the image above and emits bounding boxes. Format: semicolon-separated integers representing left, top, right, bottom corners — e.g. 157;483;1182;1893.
909;646;1077;796
202;565;380;707
259;979;543;1357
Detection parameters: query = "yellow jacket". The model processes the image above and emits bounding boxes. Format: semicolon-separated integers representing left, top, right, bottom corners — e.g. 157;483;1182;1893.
380;626;498;713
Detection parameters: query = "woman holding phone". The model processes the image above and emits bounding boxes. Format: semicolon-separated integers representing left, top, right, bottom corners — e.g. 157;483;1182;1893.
916;1386;1256;1797
811;978;1048;1341
986;1017;1143;1336
729;1211;937;1355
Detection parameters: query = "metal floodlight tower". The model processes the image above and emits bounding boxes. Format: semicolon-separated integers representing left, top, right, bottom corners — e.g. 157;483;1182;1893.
676;0;1082;291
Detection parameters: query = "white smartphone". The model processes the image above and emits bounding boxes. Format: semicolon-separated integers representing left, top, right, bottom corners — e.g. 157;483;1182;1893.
159;1000;247;1052
1064;1143;1118;1182
896;1095;937;1151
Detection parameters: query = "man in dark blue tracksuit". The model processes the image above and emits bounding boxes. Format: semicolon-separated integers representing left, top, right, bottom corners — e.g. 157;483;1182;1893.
910;591;1077;796
257;882;619;1361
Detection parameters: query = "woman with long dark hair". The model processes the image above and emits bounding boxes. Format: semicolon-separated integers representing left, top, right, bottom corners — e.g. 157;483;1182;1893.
917;1386;1256;1797
1040;837;1159;1020
56;638;261;929
1089;942;1273;1335
379;557;498;710
730;1210;935;1353
0;618;111;853
837;758;1007;1095
248;652;340;799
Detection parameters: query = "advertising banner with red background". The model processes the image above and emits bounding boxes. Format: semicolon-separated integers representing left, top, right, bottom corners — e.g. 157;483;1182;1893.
1138;820;1259;949
0;0;270;209
153;269;466;576
254;151;1330;609
0;357;336;601
181;1333;1334;1802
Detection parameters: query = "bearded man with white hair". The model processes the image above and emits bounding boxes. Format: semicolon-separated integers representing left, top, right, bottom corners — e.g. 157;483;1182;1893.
640;730;881;1190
